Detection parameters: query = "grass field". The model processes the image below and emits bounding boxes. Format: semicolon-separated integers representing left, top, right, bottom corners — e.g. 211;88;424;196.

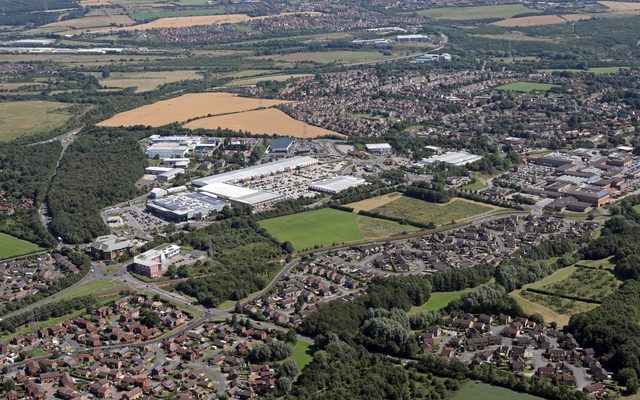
0;101;76;141
539;66;623;74
415;4;538;20
184;108;344;139
495;81;559;92
510;266;604;326
254;50;399;64
452;381;543;400
98;92;291;127
258;208;415;251
99;70;203;92
409;289;473;314
0;233;42;260
533;266;621;302
289;341;314;375
371;197;497;226
225;73;312;87
56;279;126;301
129;7;226;21
493;13;592;27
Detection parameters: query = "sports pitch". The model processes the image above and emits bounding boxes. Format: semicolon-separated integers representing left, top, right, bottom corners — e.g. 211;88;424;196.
258;208;417;251
0;233;42;260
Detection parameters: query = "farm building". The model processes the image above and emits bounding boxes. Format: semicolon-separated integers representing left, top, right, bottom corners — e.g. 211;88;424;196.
365;143;393;155
309;176;367;194
146;192;227;222
418;151;482;166
192;156;318;187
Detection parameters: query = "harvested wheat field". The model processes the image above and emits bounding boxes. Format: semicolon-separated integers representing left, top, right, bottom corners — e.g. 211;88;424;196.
44;13;134;29
347;193;403;212
493;13;592;26
93;11;320;32
98;92;291;127
599;1;640;11
184;108;344;139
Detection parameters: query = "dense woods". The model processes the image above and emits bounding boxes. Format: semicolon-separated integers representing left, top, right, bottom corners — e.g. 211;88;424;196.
48;130;147;243
0;142;62;247
174;218;286;307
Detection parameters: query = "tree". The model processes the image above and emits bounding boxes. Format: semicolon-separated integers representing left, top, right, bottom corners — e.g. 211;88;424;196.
165;264;177;279
139;309;162;329
177;265;189;278
280;360;298;378
277;376;292;394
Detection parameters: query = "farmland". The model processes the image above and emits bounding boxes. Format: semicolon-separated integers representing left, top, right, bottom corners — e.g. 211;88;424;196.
415;4;538;20
258;208;415;251
452;381;543;400
371;197;497;227
0;234;42;260
184;108;344;138
495;81;559;92
347;192;403;212
97;92;291;127
99;11;321;32
98;70;204;92
0;101;76;141
254;50;402;64
493;14;592;27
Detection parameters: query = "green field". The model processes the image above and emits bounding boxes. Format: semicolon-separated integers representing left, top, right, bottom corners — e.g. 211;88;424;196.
57;279;126;301
289;341;314;375
0;101;76;141
539;67;623;75
495;81;559;92
0;233;42;260
372;197;497;226
416;4;538;20
452;381;543;400
409;289;473;314
258;208;416;251
255;50;402;64
534;266;621;302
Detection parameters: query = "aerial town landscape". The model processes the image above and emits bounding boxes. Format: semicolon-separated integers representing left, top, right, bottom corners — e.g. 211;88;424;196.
0;0;639;399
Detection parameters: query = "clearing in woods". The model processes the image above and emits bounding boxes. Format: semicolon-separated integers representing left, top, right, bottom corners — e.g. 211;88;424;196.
184;108;344;139
409;289;475;314
98;70;203;92
452;381;543;400
97;92;291;127
0;234;42;260
0;101;76;141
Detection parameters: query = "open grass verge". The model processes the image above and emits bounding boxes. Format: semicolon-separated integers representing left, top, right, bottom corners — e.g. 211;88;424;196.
289;340;314;376
56;279;126;301
409;289;474;314
452;381;543;400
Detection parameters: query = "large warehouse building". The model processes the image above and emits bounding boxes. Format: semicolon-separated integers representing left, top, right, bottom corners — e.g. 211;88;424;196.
192;156;318;187
418;151;482;167
309;176;366;194
199;182;283;210
146;192;227;222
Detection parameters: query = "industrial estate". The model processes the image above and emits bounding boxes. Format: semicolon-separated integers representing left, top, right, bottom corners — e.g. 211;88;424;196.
0;0;639;399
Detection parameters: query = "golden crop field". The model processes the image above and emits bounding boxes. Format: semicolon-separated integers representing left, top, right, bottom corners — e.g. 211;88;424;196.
98;92;291;127
99;70;203;92
599;1;640;11
184;108;344;139
90;11;321;33
493;13;592;26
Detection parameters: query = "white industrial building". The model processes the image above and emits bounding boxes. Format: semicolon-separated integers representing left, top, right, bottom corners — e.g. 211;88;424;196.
145;144;191;159
365;143;393;155
199;182;283;210
418;151;482;167
309;176;367;194
396;34;429;42
147;192;227;222
149;135;201;145
192;156;319;187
